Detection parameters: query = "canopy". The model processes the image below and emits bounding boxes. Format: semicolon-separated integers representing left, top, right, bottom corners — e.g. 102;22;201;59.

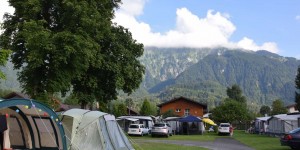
202;118;217;126
179;115;202;122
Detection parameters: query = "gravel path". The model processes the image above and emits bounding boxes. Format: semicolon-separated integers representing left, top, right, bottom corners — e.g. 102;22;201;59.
134;137;254;150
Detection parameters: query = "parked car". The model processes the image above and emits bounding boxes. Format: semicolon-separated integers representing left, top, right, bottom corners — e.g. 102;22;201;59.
127;124;149;136
151;122;172;137
280;127;300;149
218;123;230;135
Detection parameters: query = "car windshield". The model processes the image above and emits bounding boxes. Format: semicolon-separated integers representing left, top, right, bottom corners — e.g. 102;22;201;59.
220;124;230;127
129;125;139;128
154;124;165;127
289;128;300;134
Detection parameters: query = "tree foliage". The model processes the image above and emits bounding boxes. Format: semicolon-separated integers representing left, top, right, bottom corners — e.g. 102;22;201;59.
0;50;11;80
140;99;152;115
226;84;246;104
113;102;127;117
271;99;287;115
0;89;12;98
211;100;250;123
295;66;300;110
259;105;271;116
0;0;144;108
211;84;251;123
64;94;79;105
126;98;134;108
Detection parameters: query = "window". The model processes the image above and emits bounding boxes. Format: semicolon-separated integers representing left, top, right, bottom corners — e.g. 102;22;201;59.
184;109;190;116
175;109;181;112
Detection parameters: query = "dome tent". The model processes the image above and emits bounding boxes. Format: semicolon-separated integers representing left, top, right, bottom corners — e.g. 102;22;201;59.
61;109;134;150
0;98;67;150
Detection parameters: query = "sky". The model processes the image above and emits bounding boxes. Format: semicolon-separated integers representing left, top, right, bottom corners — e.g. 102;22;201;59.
1;0;300;59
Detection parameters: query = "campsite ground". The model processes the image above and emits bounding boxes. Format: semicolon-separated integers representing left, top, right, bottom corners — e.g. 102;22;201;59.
130;131;290;150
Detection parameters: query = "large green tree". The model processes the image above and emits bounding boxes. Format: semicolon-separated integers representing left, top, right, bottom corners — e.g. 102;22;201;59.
72;25;144;108
211;100;250;123
271;99;287;115
295;66;300;110
0;0;144;108
212;84;251;123
259;105;271;116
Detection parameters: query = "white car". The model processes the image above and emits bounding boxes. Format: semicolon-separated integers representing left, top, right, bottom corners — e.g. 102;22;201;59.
218;123;230;135
128;124;149;136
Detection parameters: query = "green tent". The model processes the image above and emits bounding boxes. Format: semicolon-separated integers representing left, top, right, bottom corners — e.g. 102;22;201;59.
0;98;66;150
61;109;134;150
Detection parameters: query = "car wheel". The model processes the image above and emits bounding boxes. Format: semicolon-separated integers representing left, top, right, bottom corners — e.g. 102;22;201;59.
290;146;297;150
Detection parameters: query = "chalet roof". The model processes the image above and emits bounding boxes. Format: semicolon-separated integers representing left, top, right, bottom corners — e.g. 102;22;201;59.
286;103;297;108
127;106;139;115
2;92;30;99
157;96;207;109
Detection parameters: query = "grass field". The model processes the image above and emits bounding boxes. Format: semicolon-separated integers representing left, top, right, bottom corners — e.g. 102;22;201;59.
129;131;291;150
233;131;290;150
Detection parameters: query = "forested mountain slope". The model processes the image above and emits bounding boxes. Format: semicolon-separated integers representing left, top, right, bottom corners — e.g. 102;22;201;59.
150;49;300;106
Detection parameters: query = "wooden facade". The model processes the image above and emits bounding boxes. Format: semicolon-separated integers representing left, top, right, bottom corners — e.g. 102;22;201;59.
158;96;207;117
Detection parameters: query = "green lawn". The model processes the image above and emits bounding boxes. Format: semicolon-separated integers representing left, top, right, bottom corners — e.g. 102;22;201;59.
233;130;290;150
128;131;291;150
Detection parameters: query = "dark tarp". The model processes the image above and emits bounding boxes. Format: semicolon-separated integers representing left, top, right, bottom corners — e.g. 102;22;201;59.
178;115;202;122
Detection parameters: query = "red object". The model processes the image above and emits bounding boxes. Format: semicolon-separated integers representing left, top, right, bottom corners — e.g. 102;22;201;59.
44;112;48;116
5;114;9;118
285;134;292;140
229;126;233;132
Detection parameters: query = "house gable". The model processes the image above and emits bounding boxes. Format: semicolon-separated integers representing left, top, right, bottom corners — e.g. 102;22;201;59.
158;96;207;117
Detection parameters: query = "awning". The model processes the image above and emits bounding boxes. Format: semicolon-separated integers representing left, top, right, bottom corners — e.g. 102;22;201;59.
179;115;202;122
125;118;139;122
202;118;217;126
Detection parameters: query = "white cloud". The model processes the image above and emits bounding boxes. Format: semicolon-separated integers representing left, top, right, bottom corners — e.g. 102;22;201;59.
296;15;300;21
237;37;279;53
1;0;279;53
114;1;279;53
117;0;147;16
0;1;14;33
0;1;14;22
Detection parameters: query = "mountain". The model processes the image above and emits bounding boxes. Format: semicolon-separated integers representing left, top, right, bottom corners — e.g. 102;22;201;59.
0;60;21;92
139;47;214;90
143;48;300;106
1;47;300;108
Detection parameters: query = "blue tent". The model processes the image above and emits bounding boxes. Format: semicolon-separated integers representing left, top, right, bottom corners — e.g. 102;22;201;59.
0;98;66;150
179;115;202;122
